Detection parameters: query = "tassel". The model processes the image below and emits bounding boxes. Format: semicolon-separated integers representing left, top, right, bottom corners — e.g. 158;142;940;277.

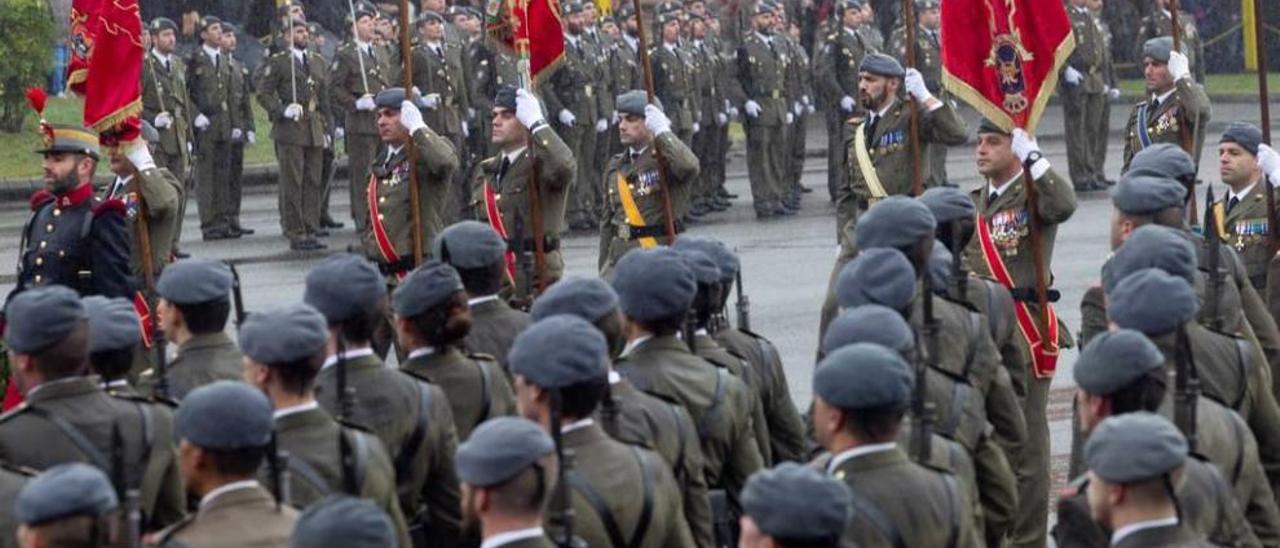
25;87;47;117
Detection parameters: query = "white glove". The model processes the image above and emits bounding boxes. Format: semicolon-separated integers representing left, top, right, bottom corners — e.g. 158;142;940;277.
1168;51;1191;82
421;93;440;110
461;122;469;138
124;140;157;171
400;99;427;133
802;94;811;106
246;131;256;144
724;99;733;112
515;89;545;128
154;112;173;129
840;95;855;112
1259;144;1280;182
729;106;739;117
1010;128;1040;161
692;122;700;134
744;100;762;118
187;142;193;154
1107;87;1121;100
904;68;933;103
1063;66;1082;86
467;107;477;120
644;104;672;136
786;112;794;125
716;112;728;126
194;113;210;130
596;118;609;133
324;134;332;149
558;109;576;127
231;128;243;141
793;102;803;116
611;110;621;125
356;94;376;111
334;127;345;140
806;104;816;114
283;103;304;121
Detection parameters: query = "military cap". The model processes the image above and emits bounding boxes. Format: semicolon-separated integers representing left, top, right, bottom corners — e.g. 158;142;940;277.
822;304;914;356
33;124;100;159
600;14;616;24
530;277;619;323
240;304;329;365
752;1;776;15
292;496;395;548
1108;268;1197;335
465;7;484;19
391;261;464;317
1110;172;1187;215
1127;143;1196;181
1102;225;1196;292
5;286;87;354
352;1;379;20
15;463;117;525
1221;122;1263;156
742;462;852;541
222;22;240;34
611;247;696;322
656;0;683;13
1142;36;1176;63
375;87;409;109
615;4;635;18
977;118;1010;135
657;9;680;23
836;247;916;310
837;0;865;13
915;0;939;9
199;15;222;32
304;253;386;323
434;221;507;269
416;10;444;24
927;240;953;292
855;196;937;249
564;1;587;15
511;315;609;388
859;53;905;78
814;342;914;410
674;236;738;283
616;90;661;116
919;187;976;224
456;416;556;487
156;258;232;305
83;296;140;353
494;84;518;111
1074;329;1165;396
149;17;178;34
679;249;722;285
176;380;274;450
140;120;160;144
1085;412;1187;484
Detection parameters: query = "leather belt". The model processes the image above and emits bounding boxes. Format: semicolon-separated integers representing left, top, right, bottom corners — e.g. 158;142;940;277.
377;257;415;276
506;236;561;252
618;222;684;240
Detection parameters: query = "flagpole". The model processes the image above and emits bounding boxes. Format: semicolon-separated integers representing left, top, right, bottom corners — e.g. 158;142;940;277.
1167;0;1198;227
1253;0;1276;254
630;0;678;245
518;1;549;294
400;0;425;266
903;0;923;196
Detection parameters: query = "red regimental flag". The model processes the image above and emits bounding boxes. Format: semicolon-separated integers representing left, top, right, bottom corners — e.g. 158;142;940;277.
485;0;566;83
941;0;1075;133
68;0;143;141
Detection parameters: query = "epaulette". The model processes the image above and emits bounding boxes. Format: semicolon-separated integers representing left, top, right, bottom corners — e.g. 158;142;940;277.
28;190;54;211
92;198;127;217
0;402;29;423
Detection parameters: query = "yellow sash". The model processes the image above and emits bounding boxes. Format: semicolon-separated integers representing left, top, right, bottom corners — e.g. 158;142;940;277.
616;174;658;248
853;122;888;202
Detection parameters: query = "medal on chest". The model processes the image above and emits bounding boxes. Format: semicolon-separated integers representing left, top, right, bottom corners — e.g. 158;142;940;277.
990;208;1029;255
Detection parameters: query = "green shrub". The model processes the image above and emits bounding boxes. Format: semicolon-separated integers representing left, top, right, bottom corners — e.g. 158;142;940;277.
0;0;55;133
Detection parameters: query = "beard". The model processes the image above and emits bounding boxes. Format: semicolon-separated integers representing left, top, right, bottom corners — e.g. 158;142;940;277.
47;169;79;194
859;88;887;111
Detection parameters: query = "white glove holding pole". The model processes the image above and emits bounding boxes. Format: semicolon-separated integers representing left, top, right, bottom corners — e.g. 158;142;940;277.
194;113;210;130
1107;87;1121;100
716;112;728;126
793;101;803;116
558;109;576;127
400;100;428;134
904;68;933;103
284;103;304;121
356;94;376;111
420;93;440;110
124;139;157;171
840;95;855;112
596;118;609;133
231;128;243;141
1259;144;1280;183
1063;66;1082;86
515;88;545;128
644;104;672;136
154;112;173;129
1168;51;1191;82
744;100;761;118
1012;128;1051;179
785;112;794;125
334;127;345;140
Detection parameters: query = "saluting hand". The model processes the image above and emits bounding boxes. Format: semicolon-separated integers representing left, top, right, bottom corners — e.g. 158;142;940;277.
515;88;546;129
400;100;428;134
644;104;672;136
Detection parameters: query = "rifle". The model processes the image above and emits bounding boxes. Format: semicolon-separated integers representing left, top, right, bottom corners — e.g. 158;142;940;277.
914;267;937;463
549;391;584;548
948;222;968;302
1174;327;1200;453
513;216;534;311
735;265;751;332
226;261;248;327
335;334;358;495
1203;185;1223;331
268;432;290;509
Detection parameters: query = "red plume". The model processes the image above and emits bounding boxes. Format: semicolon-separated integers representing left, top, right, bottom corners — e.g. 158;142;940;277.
25;87;47;117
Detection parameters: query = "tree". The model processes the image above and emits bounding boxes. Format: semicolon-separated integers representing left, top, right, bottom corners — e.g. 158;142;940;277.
0;0;55;133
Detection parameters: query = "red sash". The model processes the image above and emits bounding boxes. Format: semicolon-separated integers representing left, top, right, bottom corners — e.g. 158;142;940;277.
482;181;517;283
367;176;408;281
133;291;154;348
976;212;1060;378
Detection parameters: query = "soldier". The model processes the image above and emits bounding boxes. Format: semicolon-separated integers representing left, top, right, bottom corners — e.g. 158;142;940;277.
188;16;240;241
455;417;558;548
728;1;793;218
103;131;182;276
738;463;852;548
815;0;874;202
434;222;532;371
329;1;389;234
220;22;255;237
142;17;194;256
238;303;410;544
539;2;598;231
151;259;242;399
412;10;472;224
468;86;576;304
581;2;614;216
303;253;462;546
83;296;148;397
810;342;982;547
1059;0;1111;192
13;464;118;547
509;315;696;546
391;261;516;440
887;0;948;188
528;276;715;548
361;88;459;280
1121;37;1210;172
291;496;397;548
15;125;131;299
1214;123;1280;290
650;5;697;147
685;12;732;217
780;17;814;206
1137;0;1205;83
858;3;886;51
0;287;185;531
598;92;699;272
257;18;333;251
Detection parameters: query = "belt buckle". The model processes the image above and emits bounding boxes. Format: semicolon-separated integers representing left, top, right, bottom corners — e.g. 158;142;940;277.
618;223;631;240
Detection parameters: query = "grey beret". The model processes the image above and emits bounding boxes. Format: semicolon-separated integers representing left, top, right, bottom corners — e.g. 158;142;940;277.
530;277;619;323
1221;122;1263;156
611;248;696;321
822;305;914;356
83;296;141;353
919;187;976;224
221;22;240;34
494;84;518;111
564;1;586;14
1085;412;1187;483
352;1;378;20
814;342;914;410
157;258;232;305
674;236;738;283
752;1;775;15
977;118;1011;136
391;261;464;317
616;90;661;116
855;196;937;249
239;304;329;365
679;249;722;285
1127;143;1196;180
1110;173;1187;215
15;463;117;525
434;221;507;269
1074;329;1165;396
742;462;852;541
5;286;86;354
836;248;916;311
176;380;274;449
149;17;178;33
1142;36;1175;63
456;417;555;487
510;315;609;388
927;240;952;292
1102;225;1196;293
1108;268;1198;335
375;87;408;109
304;253;386;322
915;0;939;9
838;0;865;12
198;15;221;32
859;53;905;78
292;496;395;548
417;10;444;24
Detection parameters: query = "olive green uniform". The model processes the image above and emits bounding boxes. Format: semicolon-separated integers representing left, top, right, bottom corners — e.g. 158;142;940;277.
361;127;459;275
541;33;600;228
712;327;808;463
224;53;253;233
814;25;875;201
781;34;812;200
142;50;193;250
887;24;947;187
145;332;243;401
692;334;771;464
1137;9;1206;83
187;46;235;237
470;44;523;157
652;40;699;219
580;28;614;218
461;297;532;375
329;40;393;233
1057;5;1110;188
1121;77;1211;172
598;132;700;272
412;40;472;224
150;484;298;548
402;347;516;441
104;166;181;276
1217;184;1277;290
0;464;30;548
606;37;644;162
727;31;791;215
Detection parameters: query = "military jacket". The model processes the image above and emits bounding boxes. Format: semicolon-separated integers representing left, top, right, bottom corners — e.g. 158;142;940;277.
412;41;470;137
1121;78;1211;171
330;41;393;136
226;54;253;137
361;128;459;271
187;46;234;141
689;39;725;128
150;485;297;548
692;333;771;464
952;275;1036;433
887;26;943;94
1217;183;1277;289
460;297;532;376
470;126;576;244
255;49;331;147
16;184;132;299
1138;9;1206;82
314;353;462;544
401;347;516;441
155;332;243;401
470;42;522;115
608;39;644;101
542;34;597;129
1061;6;1108;94
728;32;790;128
142;51;193;157
711;327;807;463
104;167;181;276
0;377;185;530
599;133;699;264
815;27;873;108
650;42;696;133
781;36;811;109
0;464;30;548
859;25;886;52
583;29;614;116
